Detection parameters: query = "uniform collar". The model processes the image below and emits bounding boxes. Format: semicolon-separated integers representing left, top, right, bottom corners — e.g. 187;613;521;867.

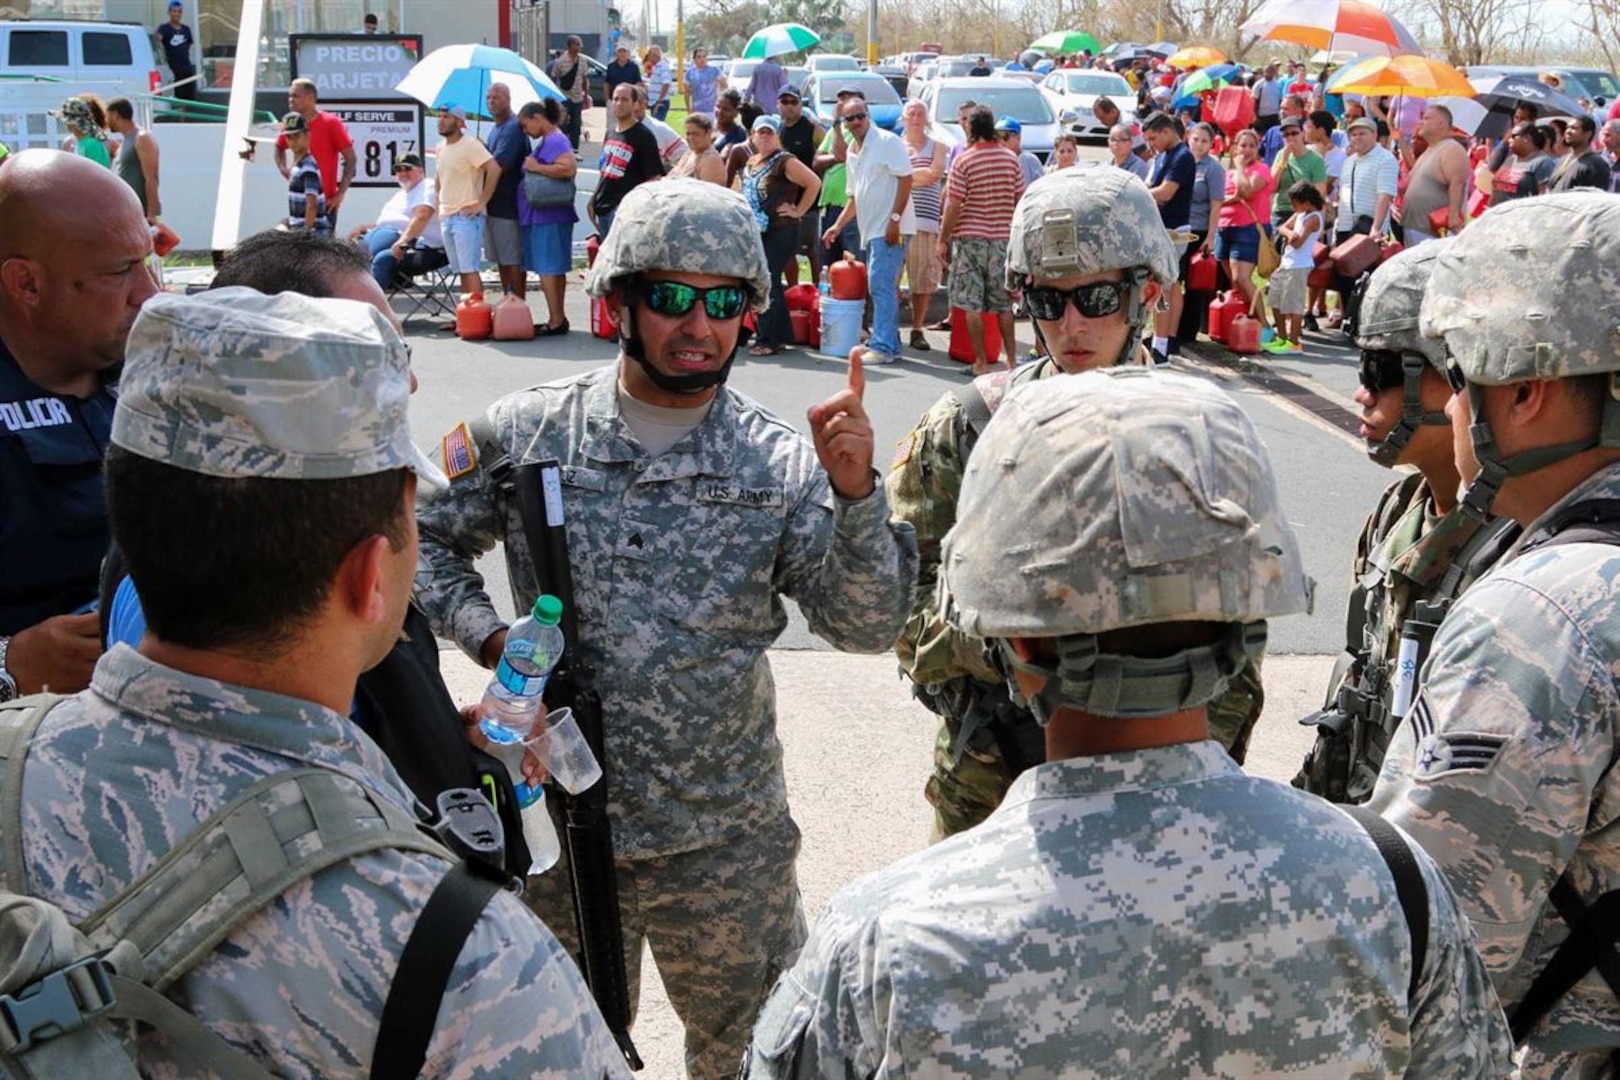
0;332;117;402
89;644;416;809
1511;460;1620;558
996;739;1238;809
578;364;737;479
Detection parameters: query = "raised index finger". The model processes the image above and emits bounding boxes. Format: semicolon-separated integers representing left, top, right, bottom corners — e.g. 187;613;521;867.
846;347;866;401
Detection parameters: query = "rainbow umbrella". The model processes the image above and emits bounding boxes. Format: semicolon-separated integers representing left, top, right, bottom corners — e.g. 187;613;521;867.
1242;0;1421;56
1331;54;1475;98
1181;63;1241;94
1168;45;1229;68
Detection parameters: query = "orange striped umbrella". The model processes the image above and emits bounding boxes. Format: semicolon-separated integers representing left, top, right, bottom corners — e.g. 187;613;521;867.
1332;54;1475;98
1241;0;1421;56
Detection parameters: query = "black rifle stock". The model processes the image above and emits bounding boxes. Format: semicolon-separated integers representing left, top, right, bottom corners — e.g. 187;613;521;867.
512;459;643;1070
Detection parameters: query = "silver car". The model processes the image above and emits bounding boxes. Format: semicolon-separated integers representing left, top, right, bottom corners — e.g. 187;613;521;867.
1039;68;1137;139
919;76;1062;161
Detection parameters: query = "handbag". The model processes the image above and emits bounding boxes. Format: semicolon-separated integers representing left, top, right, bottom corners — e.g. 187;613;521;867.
1255;228;1281;278
523;170;576;209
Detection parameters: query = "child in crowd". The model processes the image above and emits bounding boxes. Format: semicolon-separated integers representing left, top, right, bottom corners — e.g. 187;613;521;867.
1265;180;1324;354
281;112;328;233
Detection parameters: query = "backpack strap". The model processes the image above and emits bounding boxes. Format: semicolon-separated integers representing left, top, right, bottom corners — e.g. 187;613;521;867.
1341;805;1429;1001
1508;875;1620;1044
80;767;452;992
0;695;67;896
369;860;508;1080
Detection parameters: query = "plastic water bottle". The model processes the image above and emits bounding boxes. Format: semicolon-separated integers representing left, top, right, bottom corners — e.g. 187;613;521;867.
478;594;567;875
495;594;565;697
818;265;831;296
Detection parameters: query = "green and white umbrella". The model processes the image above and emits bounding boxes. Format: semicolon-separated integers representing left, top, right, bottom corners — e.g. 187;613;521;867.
741;22;821;60
1031;30;1102;55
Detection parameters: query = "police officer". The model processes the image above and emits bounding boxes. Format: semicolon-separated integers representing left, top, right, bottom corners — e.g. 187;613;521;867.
12;289;628;1075
1294;241;1513;804
1370;192;1620;1074
0;150;157;702
748;368;1513;1077
413;178;917;1080
887;167;1265;839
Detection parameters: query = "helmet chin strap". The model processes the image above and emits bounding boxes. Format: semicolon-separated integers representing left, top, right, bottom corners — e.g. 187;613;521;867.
619;303;741;396
1367;352;1448;467
1459;380;1599;519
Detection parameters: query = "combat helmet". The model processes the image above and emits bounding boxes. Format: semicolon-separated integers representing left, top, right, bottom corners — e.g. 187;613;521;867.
1420;192;1620;517
1355;240;1453;467
941;367;1310;720
585;179;772;394
1004;167;1179;366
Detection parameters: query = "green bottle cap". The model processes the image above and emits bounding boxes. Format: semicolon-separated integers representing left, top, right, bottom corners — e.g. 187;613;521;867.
533;594;564;626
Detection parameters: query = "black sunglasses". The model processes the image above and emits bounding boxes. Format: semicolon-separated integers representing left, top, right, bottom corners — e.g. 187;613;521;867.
1358;349;1407;393
637;281;749;321
1024;281;1130;321
842;111;869;124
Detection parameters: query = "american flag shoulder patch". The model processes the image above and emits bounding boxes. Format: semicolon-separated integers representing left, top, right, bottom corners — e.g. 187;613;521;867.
442;422;477;481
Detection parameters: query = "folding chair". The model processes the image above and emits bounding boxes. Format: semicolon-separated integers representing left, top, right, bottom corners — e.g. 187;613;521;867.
387;247;457;324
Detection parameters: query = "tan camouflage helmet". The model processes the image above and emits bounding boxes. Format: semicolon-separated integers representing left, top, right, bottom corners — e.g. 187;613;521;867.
943;367;1308;638
1421;191;1620;386
585;178;773;312
941;368;1310;719
1357;239;1451;366
1004;167;1179;291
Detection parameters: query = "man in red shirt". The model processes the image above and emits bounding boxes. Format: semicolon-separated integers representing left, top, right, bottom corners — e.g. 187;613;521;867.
273;78;357;231
937;105;1024;374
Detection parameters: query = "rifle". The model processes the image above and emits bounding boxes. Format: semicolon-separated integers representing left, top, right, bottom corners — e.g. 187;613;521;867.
511;458;643;1070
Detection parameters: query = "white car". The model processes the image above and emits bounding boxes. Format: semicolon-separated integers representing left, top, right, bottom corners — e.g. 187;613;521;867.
807;53;860;74
1039;68;1137;139
906;59;939;102
919;76;1062;161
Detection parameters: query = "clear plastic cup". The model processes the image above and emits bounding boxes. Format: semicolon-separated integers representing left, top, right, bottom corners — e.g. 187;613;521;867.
528;707;603;795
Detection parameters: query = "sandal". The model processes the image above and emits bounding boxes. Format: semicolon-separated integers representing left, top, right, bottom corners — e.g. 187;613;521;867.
748;344;783;356
537;319;570;336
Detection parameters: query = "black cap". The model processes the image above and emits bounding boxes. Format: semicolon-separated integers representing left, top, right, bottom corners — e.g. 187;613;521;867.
392;152;424;171
778;87;801;102
280;111;309;134
835;85;864;98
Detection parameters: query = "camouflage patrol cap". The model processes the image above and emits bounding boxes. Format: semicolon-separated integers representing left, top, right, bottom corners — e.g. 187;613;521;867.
1421;191;1620;385
53;97;96;133
942;368;1309;638
1356;239;1451;366
585;178;772;311
1004;167;1179;290
112;288;447;488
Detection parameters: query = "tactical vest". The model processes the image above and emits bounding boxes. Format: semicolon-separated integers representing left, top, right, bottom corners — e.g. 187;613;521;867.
1295;474;1517;804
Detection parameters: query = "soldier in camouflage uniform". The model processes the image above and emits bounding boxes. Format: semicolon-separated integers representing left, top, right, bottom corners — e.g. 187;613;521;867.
888;167;1264;840
1370;192;1620;1075
10;289;629;1076
412;178;917;1080
748;368;1514;1078
1294;241;1513;804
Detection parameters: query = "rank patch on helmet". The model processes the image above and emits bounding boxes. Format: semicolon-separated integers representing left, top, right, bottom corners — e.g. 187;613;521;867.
442;422;477;481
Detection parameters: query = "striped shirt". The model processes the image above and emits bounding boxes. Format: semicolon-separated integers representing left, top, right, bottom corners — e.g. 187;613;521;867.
945;143;1024;240
906;136;943;229
285;153;329;231
1337;144;1400;230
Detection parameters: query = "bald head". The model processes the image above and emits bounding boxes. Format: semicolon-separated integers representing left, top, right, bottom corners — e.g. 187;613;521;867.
0;149;145;259
0;149;156;389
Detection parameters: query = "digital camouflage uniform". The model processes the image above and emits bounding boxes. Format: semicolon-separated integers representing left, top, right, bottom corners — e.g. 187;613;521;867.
1295;242;1508;804
888;168;1263;840
1371;193;1620;1076
412;180;918;1080
11;291;629;1079
751;368;1513;1079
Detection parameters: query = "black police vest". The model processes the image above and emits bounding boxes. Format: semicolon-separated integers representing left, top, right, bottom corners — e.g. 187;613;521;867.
0;336;115;636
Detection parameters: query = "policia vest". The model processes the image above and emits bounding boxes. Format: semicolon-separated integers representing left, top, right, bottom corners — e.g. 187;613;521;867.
1294;472;1516;804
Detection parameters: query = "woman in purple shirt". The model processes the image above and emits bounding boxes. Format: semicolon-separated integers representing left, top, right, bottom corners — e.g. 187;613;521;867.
518;99;579;335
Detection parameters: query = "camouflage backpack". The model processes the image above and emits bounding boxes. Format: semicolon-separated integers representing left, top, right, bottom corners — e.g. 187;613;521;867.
0;694;504;1079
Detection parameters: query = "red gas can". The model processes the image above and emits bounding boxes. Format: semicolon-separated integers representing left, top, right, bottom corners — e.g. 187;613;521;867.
587;233;600;268
591;295;619;340
491;293;535;341
455;292;492;340
1187;251;1217;292
1227;313;1262;354
1207;291;1241;344
789;309;813;344
829;255;868;300
784;284;818;311
948;307;1003;364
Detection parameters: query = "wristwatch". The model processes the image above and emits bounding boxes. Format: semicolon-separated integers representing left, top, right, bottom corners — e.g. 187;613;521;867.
0;636;15;703
889;212;901;223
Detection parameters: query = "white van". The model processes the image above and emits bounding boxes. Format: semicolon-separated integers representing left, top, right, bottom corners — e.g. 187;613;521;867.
0;21;163;99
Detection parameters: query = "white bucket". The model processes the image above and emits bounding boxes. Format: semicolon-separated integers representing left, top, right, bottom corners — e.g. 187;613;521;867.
819;298;864;358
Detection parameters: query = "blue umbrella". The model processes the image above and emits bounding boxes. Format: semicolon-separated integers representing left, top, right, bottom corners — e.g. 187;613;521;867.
395;43;562;118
